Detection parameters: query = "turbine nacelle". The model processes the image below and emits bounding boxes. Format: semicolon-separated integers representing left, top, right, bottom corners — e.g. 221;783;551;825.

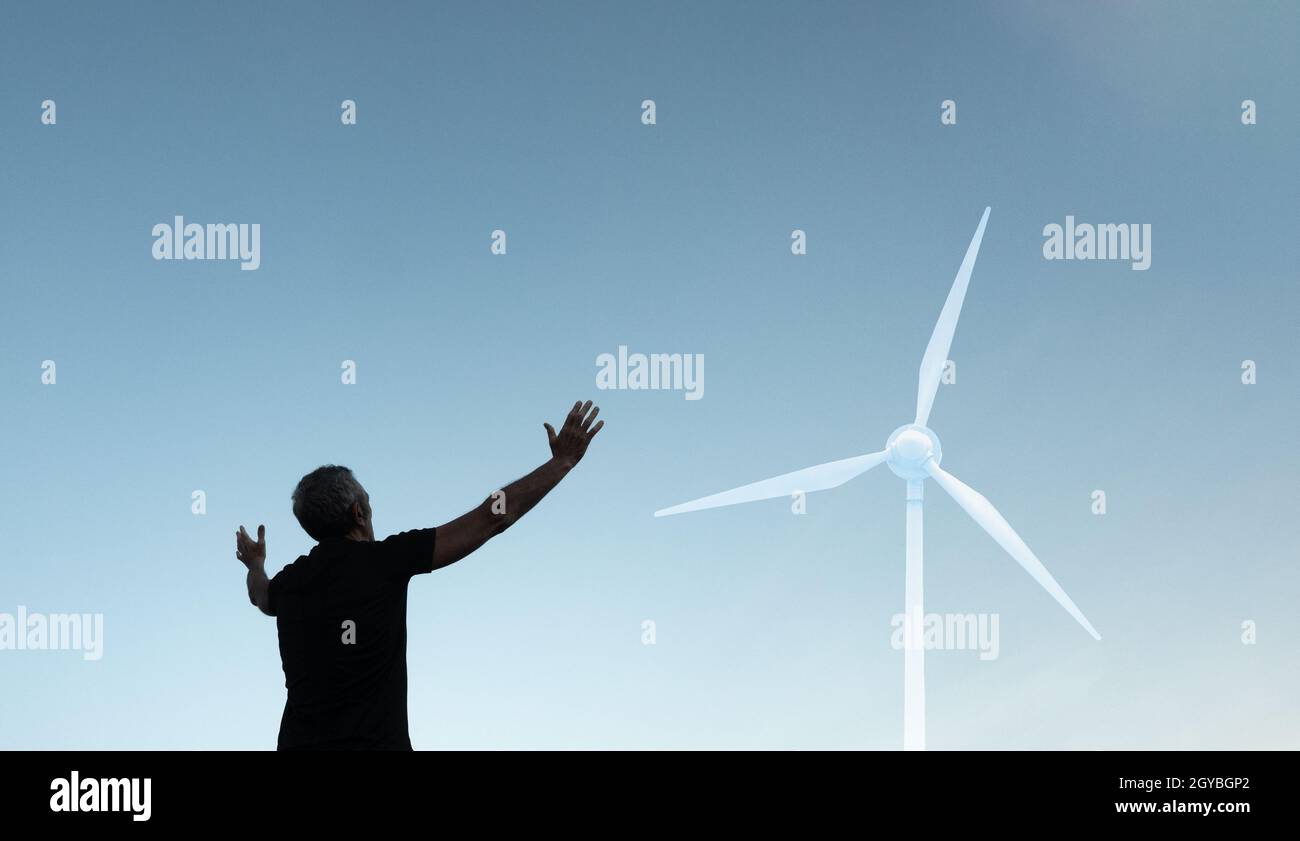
886;423;942;480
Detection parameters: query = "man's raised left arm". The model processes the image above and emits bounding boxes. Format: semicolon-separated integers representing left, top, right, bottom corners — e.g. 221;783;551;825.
236;525;275;617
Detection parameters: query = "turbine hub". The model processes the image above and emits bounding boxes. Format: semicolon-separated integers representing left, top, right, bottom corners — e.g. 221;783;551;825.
886;423;942;480
894;430;931;462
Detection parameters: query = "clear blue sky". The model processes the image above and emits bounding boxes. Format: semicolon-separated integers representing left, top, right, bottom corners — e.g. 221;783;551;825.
0;0;1296;748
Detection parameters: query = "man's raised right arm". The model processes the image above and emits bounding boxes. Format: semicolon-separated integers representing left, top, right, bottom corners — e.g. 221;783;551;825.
430;400;604;571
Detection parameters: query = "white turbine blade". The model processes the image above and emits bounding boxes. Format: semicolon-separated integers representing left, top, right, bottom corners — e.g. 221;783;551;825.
915;206;990;427
654;451;888;517
924;460;1101;640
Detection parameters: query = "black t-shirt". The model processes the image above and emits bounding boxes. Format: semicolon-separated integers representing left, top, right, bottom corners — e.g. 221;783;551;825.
267;528;437;750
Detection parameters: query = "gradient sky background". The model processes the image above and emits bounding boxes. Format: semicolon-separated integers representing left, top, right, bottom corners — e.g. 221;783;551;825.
1;1;1297;749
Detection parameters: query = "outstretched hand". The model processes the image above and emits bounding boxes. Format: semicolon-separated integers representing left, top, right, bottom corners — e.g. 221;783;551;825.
236;524;266;570
544;400;604;468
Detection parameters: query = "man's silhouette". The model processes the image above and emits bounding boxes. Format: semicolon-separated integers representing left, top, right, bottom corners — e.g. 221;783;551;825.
234;400;604;750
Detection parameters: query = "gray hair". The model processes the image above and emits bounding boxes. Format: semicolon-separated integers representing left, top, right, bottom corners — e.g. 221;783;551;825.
292;465;364;541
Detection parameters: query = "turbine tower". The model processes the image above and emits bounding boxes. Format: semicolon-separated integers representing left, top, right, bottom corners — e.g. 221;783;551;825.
654;207;1100;750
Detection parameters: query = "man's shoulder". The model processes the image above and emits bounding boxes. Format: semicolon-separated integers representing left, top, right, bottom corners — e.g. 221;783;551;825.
269;547;323;587
373;528;438;560
376;528;437;548
371;528;438;578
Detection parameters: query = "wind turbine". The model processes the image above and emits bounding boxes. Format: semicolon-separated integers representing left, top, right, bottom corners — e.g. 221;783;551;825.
654;207;1100;750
